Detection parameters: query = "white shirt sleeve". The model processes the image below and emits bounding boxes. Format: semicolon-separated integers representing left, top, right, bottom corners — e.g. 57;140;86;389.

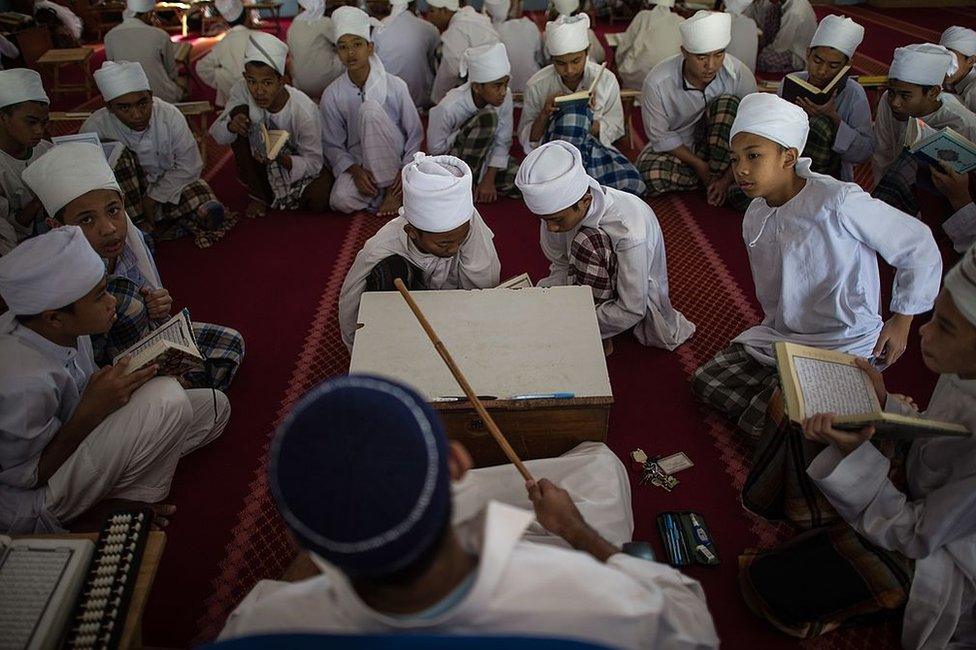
426;100;454;156
871;95;901;186
641;77;683;153
285;100;324;184
488;93;514;170
833;84;876;166
595;74;625;147
537;226;572;287
209;82;251;145
148;110;204;203
518;77;546;154
942;202;976;254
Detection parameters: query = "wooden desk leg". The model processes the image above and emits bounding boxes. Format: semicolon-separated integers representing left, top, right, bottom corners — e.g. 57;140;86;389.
181;9;188;37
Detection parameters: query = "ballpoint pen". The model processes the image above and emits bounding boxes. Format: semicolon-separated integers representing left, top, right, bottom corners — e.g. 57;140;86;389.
511;392;575;400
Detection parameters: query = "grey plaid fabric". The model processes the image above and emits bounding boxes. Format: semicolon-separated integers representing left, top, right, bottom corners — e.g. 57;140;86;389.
757;48;800;74
872;149;919;215
265;136;316;211
112;147;148;226
569;226;617;303
804;115;843;179
691;342;780;440
450;108;520;197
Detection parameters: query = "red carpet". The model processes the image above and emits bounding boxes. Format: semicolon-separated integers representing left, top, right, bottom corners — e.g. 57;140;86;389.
45;5;971;648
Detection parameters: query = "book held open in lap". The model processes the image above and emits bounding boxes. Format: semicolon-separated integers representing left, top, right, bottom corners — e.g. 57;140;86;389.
113;308;204;377
249;123;289;161
554;62;608;109
904;117;976;174
774;341;968;439
781;64;851;105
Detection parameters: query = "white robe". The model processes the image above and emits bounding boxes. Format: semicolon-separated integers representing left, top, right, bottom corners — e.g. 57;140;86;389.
733;159;943;365
338;211;500;350
0;140;52;245
587;29;606;65
727;13;759;73
375;10;440;110
431;7;500;105
427;82;514;180
495;17;544;95
104;18;182;104
519;59;625;154
953;68;976;114
538;182;695;349
286;17;344;101
81;97;202;205
761;0;817;71
615;7;685;90
808;374;976;649
196;25;253;106
872;92;976;186
944;202;976;254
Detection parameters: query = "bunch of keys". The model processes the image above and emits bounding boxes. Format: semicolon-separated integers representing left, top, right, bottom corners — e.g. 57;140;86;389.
631;449;679;492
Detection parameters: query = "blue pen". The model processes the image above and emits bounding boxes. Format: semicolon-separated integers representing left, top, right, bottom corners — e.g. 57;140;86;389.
666;516;684;565
511;392;575;400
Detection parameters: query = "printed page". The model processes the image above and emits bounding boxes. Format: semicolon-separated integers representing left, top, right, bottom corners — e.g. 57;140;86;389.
793;356;877;417
117;312;191;362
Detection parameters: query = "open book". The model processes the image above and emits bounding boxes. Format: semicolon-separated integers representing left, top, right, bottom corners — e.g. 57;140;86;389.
497;272;534;289
251;122;289;161
554;62;608;109
775;342;969;439
904;117;976;174
781;65;851;105
52;132;123;167
0;536;94;650
113;308;204;376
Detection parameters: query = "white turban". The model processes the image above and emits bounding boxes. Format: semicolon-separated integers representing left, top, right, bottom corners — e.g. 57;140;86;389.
551;0;578;16
215;0;244;20
295;0;324;22
730;92;809;152
332;6;376;41
723;0;750;16
244;32;289;75
945;243;976;326
0;68;49;109
400;153;474;233
545;14;590;57
680;11;731;54
0;226;105;315
889;43;954;86
126;0;154;12
483;0;510;23
941;26;976;58
93;61;150;102
810;14;864;58
426;0;459;11
460;42;510;83
22;142;121;219
515;141;591;215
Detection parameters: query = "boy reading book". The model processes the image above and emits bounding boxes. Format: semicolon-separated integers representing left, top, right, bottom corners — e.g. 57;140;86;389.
104;0;185;103
27;144;245;393
691;93;942;439
320;7;423;216
337;153;500;350
210;32;333;218
0;225;229;534
941;26;976;114
739;245;976;647
776;15;875;182
518;14;644;195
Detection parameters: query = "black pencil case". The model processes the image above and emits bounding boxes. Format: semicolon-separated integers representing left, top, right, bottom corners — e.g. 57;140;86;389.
656;511;719;567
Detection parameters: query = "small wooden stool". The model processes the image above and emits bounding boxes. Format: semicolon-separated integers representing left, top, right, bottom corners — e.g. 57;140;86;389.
37;46;95;98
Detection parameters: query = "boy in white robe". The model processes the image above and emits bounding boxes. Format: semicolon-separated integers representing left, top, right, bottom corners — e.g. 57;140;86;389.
520;14;644;195
427;43;519;203
615;0;684;91
371;0;439;111
724;0;759;73
196;0;255;106
287;0;344;101
320;7;423;216
517;141;694;353
0;221;229;534
104;0;184;104
776;15;875;182
338;153;500;350
942;26;976;114
482;0;544;95
872;44;976;220
426;0;500;105
754;0;817;74
692;93;942;439
548;0;605;65
741;246;976;648
219;374;720;649
637;11;756;207
83;61;232;248
210;33;332;217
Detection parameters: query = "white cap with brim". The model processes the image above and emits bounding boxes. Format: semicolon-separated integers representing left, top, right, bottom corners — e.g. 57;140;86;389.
0;68;49;109
93;60;151;102
22;142;122;220
889;43;954;86
680;11;732;54
730;92;810;152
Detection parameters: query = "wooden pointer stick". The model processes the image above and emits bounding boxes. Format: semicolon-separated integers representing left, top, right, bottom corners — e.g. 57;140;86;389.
393;278;534;482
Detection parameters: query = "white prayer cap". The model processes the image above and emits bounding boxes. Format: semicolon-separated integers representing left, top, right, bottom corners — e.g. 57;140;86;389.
889;43;954;86
460;42;510;83
295;0;325;22
483;0;510;24
426;0;459;11
945;243;976;326
400;153;474;233
215;0;244;20
730;92;809;152
545;14;590;57
680;11;731;54
244;32;289;75
723;0;750;15
0;68;49;109
93;61;150;102
126;0;154;13
809;14;864;58
515;141;590;215
0;226;105;315
551;0;578;16
332;6;375;41
22;142;122;219
941;26;976;58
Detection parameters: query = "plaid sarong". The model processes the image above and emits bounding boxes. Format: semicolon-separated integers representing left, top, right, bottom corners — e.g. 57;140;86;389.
365;255;428;292
757;48;801;74
691;342;780;440
450;108;520;198
569;226;617;303
112;147;147;225
740;523;914;639
756;1;801;74
545;101;646;196
265;137;317;211
873;149;920;215
93;275;245;391
804;115;843;179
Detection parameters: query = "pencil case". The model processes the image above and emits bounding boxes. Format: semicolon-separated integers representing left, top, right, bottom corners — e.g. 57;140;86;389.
656;511;719;567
